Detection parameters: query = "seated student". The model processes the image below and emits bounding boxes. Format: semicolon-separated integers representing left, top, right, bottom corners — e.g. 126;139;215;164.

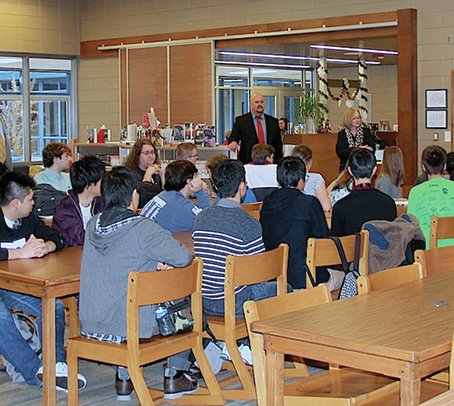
244;144;278;201
291;144;331;211
206;154;257;204
408;145;454;245
192;159;286;317
124;139;162;208
327;167;353;206
445;151;454;181
176;142;199;165
79;167;196;400
141;160;211;232
34;142;72;192
375;146;405;199
331;149;396;236
260;156;330;289
52;155;105;247
0;171;86;391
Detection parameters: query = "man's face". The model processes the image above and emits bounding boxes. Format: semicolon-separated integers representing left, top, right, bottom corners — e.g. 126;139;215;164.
55;152;72;171
16;189;34;218
250;94;265;116
185;148;199;165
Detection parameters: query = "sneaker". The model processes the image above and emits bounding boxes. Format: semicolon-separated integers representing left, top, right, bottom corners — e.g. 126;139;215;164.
115;372;134;401
36;362;87;392
238;344;253;366
219;341;231;361
163;370;198;400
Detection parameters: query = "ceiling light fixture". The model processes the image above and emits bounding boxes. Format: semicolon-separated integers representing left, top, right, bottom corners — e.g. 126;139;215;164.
215;60;310;69
310;44;398;55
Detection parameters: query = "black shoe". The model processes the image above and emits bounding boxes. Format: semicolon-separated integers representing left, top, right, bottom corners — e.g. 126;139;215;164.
115;372;134;401
163;370;198;400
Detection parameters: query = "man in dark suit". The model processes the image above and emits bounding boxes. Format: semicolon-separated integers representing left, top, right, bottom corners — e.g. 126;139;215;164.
228;93;283;164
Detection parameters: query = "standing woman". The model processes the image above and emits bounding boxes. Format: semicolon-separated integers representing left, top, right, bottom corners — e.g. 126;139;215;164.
336;108;375;172
124;138;162;208
376;146;406;198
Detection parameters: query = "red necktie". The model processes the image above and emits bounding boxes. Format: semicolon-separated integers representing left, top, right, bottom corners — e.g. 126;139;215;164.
255;116;265;144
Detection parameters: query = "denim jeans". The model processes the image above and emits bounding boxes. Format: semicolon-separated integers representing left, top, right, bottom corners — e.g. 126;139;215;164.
203;281;292;318
0;289;66;386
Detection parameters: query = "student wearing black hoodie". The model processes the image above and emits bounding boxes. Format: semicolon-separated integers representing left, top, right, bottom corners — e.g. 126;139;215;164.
260;156;330;289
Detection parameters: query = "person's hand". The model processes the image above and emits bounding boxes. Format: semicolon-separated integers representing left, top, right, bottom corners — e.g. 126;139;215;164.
228;141;238;152
157;262;174;270
359;145;374;152
19;234;48;258
143;164;160;182
188;174;204;193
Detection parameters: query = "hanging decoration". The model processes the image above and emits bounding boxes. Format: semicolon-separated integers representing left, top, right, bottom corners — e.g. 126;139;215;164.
316;60;369;116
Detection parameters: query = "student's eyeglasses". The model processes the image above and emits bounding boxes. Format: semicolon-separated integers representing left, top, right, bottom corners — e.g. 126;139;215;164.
141;151;155;156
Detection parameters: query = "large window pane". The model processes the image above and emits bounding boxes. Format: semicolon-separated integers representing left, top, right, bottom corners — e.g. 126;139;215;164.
30;72;70;94
30;99;69;161
0;99;24;162
218;88;248;143
0;57;22;94
217;66;249;87
252;68;303;88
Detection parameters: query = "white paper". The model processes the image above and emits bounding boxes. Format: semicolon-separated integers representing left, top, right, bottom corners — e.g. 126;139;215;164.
444;131;451;142
1;238;26;249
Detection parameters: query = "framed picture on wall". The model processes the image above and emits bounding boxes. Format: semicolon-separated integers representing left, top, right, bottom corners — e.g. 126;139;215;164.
425;89;448;109
425;110;447;129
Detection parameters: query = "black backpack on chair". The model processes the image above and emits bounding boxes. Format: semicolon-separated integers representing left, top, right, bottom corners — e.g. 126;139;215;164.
32;184;67;217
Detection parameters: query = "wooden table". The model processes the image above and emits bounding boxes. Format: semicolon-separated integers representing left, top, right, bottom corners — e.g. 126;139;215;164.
252;272;454;406
0;246;82;406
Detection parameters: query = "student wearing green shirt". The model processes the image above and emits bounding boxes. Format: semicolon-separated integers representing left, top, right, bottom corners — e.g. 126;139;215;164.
408;145;454;247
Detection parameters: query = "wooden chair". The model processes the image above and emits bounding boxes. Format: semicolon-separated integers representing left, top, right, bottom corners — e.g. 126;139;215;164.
357;262;425;295
241;201;262;221
415;246;454;277
204;243;288;401
244;284;398;406
429;216;454;248
67;259;223;405
306;230;369;291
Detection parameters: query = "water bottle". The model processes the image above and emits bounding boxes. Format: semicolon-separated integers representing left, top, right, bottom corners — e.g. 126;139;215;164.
155;304;175;336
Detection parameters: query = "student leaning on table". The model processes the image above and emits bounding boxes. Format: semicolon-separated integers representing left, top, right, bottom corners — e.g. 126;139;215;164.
0;171;86;391
79;167;197;401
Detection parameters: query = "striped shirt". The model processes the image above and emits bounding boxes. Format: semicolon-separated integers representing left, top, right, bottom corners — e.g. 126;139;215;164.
192;199;265;300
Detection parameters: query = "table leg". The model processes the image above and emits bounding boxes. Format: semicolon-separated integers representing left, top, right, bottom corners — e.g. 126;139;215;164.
400;375;421;406
266;349;284;406
42;296;56;406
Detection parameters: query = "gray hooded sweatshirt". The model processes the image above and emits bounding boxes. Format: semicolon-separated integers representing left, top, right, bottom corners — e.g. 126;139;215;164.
79;207;192;338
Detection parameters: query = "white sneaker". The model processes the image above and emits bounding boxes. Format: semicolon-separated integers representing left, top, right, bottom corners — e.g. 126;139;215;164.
36;362;87;392
238;344;253;366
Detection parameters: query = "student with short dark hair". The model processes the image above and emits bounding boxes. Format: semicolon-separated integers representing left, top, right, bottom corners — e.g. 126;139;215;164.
193;159;283;317
34;142;72;192
141;160;211;232
52;155;106;247
408;145;454;245
331;149;396;236
79;166;196;400
261;156;330;289
0;171;86;391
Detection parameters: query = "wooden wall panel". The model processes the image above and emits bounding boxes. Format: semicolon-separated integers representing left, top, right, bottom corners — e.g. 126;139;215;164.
169;44;212;125
127;47;168;126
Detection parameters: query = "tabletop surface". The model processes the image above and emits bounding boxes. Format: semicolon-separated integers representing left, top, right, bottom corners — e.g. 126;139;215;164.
0;246;83;287
253;272;454;364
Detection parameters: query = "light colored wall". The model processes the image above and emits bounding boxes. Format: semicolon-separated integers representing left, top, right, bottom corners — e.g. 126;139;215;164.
0;0;79;55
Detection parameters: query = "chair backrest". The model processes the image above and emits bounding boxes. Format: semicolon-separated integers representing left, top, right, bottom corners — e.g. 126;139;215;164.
241;202;262;220
127;259;203;345
243;284;331;406
415;246;454;277
357;262;425;295
224;243;288;329
430;216;454;248
306;230;369;288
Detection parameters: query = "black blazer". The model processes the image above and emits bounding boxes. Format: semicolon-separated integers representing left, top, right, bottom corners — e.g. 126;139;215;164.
336;127;376;172
229;112;283;164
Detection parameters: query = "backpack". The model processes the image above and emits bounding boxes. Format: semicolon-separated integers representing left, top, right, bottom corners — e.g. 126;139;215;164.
32;183;67;217
1;311;41;383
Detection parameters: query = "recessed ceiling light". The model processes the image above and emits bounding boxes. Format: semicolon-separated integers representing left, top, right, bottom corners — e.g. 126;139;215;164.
215;60;310;69
311;44;398;55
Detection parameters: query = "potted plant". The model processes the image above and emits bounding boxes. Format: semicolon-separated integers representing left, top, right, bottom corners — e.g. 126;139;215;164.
294;91;325;134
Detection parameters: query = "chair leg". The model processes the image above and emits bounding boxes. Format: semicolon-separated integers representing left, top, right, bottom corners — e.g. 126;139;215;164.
191;342;223;404
128;362;155;406
67;341;79;406
224;337;256;400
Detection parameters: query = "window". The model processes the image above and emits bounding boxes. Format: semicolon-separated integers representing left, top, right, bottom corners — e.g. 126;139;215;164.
0;56;75;163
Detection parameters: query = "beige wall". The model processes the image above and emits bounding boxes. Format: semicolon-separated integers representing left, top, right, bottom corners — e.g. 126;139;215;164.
0;0;79;55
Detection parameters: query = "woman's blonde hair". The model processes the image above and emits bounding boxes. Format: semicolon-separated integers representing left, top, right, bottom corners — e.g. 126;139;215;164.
342;108;361;129
378;146;405;186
